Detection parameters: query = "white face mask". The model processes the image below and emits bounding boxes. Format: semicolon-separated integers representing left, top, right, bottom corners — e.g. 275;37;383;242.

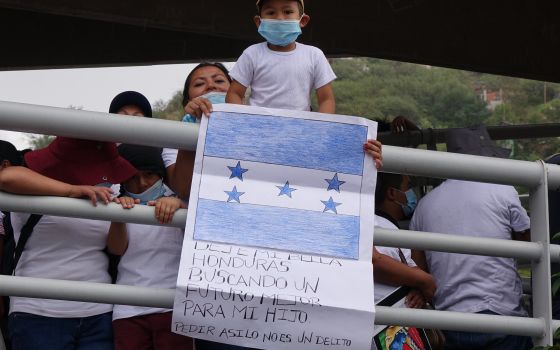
123;178;166;204
201;91;227;105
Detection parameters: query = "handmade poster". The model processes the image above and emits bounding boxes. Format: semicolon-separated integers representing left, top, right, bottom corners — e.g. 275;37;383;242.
373;287;432;350
172;104;377;349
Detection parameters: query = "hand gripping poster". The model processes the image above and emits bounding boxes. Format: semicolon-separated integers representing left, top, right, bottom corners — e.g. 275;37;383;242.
172;104;377;349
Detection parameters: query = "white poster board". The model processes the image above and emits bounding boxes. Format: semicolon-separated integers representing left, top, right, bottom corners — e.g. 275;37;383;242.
172;104;377;349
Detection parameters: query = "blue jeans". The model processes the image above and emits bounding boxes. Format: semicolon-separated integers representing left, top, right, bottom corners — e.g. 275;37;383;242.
9;311;113;350
443;310;532;350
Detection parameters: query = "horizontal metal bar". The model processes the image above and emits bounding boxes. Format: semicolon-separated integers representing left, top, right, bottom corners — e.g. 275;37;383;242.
4;192;560;262
0;100;199;150
375;228;544;261
0;192;187;228
0;275;546;337
382;145;548;187
377;123;560;147
375;306;545;337
0;275;174;309
3;100;560;189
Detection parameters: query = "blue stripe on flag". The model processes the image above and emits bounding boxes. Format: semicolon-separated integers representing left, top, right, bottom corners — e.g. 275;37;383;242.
205;112;367;176
194;199;360;259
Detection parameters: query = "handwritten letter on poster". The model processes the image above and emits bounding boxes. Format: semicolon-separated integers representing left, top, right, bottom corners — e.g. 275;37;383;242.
172;105;377;349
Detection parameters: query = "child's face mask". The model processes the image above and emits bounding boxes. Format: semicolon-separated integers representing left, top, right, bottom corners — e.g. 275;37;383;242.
123;178;166;204
258;18;302;46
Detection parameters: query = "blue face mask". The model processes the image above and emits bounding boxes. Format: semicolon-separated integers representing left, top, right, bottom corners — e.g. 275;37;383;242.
182;92;226;123
258;18;302;47
395;188;417;218
123;178;166;204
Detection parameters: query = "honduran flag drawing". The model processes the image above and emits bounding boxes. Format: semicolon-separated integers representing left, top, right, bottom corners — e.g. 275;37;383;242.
187;105;377;261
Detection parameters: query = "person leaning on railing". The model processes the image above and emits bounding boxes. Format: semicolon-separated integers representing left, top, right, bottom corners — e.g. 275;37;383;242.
410;126;533;350
373;172;436;307
0;137;136;350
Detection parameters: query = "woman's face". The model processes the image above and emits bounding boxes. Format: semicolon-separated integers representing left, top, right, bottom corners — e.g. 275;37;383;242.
187;66;230;101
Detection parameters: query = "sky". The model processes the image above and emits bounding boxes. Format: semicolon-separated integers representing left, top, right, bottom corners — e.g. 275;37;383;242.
0;62;234;149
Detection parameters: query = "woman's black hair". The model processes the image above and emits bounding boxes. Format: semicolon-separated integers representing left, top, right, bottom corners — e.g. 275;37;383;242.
182;62;232;107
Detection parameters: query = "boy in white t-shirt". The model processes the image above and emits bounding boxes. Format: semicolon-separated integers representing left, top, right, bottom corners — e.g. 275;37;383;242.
226;0;336;113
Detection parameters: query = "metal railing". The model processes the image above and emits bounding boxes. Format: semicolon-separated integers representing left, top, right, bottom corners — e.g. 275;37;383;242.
0;100;559;346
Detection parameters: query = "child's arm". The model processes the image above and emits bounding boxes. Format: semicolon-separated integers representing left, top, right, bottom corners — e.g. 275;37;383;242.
316;83;336;114
226;80;248;105
107;196;138;255
168;150;196;199
0;166;113;205
107;222;128;256
148;196;187;224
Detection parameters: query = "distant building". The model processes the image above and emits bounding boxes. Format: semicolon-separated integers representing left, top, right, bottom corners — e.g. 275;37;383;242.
480;88;503;110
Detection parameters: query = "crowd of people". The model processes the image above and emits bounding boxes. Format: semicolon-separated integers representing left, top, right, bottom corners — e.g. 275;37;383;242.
0;0;543;349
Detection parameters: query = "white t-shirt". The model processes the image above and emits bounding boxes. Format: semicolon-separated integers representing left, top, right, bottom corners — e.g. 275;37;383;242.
230;42;336;111
161;148;178;168
113;223;184;320
374;215;417;303
10;213;113;317
409;179;530;316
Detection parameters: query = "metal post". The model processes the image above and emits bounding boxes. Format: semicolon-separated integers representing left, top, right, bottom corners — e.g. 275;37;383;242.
531;160;553;346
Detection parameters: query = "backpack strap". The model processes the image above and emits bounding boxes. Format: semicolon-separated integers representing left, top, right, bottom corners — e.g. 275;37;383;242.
12;214;42;275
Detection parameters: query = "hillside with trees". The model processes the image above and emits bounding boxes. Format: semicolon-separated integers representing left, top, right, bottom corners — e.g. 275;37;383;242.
50;58;555;161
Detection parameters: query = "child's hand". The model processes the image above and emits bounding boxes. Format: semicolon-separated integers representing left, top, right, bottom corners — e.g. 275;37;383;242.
184;96;213;119
364;139;383;169
114;196;140;209
148;196;186;224
68;185;114;206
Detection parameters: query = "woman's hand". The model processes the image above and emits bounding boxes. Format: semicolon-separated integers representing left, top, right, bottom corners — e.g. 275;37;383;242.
391;116;419;134
364;139;383;169
184;96;213;119
114;196;140;209
405;289;426;309
67;185;114;206
148;196;186;224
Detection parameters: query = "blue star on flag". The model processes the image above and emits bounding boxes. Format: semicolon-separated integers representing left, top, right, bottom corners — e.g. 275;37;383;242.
228;161;248;181
224;186;245;203
276;181;297;198
321;196;341;214
325;173;345;192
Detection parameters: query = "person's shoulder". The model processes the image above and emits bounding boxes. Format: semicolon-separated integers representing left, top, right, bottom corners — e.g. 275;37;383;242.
296;42;326;55
243;42;268;54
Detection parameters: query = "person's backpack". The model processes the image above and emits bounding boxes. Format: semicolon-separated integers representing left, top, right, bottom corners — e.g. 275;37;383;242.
1;211;42;350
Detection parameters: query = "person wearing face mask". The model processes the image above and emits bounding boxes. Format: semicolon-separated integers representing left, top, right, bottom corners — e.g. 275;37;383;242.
372;173;435;307
410;126;532;350
107;144;193;350
227;0;335;114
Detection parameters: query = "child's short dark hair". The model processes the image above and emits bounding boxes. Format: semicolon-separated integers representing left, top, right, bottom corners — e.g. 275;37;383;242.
257;0;304;16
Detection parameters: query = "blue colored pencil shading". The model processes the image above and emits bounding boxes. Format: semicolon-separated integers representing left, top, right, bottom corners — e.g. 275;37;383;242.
193;111;368;260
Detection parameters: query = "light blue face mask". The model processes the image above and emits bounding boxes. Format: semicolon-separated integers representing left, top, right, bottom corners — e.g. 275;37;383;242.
258;18;302;47
182;91;227;123
395;188;418;218
123;178;166;204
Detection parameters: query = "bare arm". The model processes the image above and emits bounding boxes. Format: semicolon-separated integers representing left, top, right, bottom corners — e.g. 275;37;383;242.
316;83;336;114
226;80;248;105
373;247;436;301
411;249;429;272
0;166;113;205
512;228;530;242
167;150;196;199
107;222;128;256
